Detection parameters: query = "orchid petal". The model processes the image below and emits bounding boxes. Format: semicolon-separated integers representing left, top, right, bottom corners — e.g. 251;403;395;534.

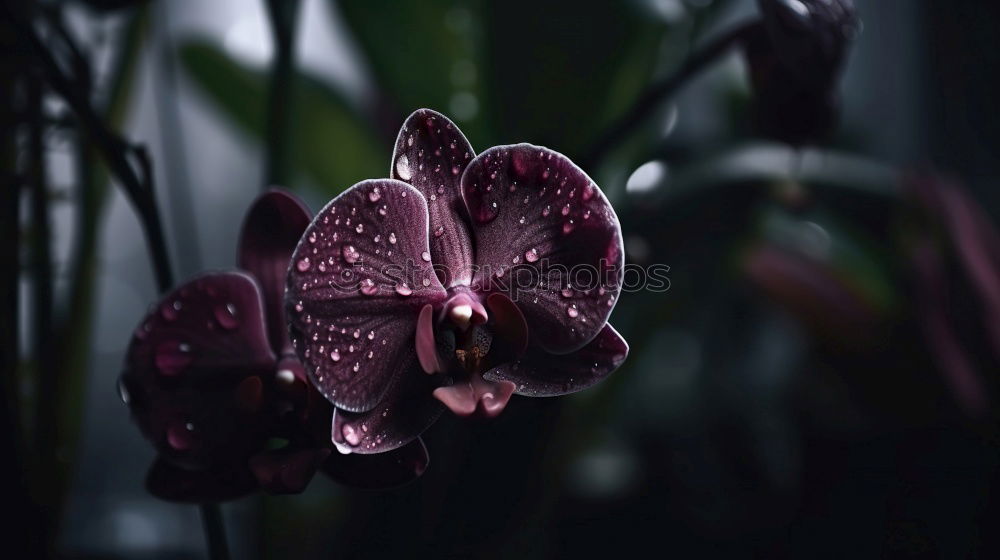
484;323;628;396
415;304;442;374
462;144;624;353
122;272;276;468
286;179;448;413
238;190;312;355
322;438;429;489
145;458;257;503
249;447;332;495
392;109;476;286
330;355;442;454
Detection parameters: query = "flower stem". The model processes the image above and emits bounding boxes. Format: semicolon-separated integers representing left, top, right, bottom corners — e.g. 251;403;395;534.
200;503;231;560
263;0;302;189
580;19;762;171
6;4;175;291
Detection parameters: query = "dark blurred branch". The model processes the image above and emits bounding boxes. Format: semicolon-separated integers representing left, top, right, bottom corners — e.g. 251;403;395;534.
200;503;231;560
3;4;175;292
580;19;761;171
263;0;301;188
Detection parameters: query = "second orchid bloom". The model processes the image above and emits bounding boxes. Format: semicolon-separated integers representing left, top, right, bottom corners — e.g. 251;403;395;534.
286;109;628;455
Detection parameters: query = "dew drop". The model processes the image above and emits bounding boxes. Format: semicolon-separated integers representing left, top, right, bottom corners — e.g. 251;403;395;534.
355;223;364;234
421;251;431;262
155;340;193;376
360;278;378;296
308;231;317;243
342;424;361;446
367;330;375;340
561;204;570;216
214;303;239;329
542;205;551;217
389;232;397;245
561;286;573;298
562;220;576;234
353;329;361;339
368;187;381;202
396;155;412;180
117;378;130;404
342;244;360;263
330;349;341;362
395;283;413;296
567;305;579;318
353;362;361;373
434;226;445;237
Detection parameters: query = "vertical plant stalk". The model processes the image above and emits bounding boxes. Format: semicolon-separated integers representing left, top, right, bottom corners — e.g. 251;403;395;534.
3;6;231;559
27;72;59;557
200;503;231;560
263;0;302;188
580;19;761;170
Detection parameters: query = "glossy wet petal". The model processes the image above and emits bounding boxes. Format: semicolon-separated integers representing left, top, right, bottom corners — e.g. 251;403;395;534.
322;438;429;489
392;108;476;286
433;375;516;419
463;144;624;353
286;179;448;412
238;190;312;355
249;447;332;495
122;272;277;467
146;458;258;503
484;324;628;397
330;354;442;454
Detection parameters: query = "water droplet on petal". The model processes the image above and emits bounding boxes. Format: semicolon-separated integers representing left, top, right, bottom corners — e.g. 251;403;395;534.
525;248;539;263
561;204;570;216
330;349;341;362
355;223;364;234
368;187;381;202
214;303;239;329
360;278;378;296
434;226;445;237
155;340;193;376
353;329;361;339
395;283;412;296
396;155;412;180
421;251;431;262
342;424;361;446
567;305;579;318
542;205;551;217
367;330;375;340
342;245;360;264
297;257;311;272
117;378;130;404
389;232;397;245
167;423;194;450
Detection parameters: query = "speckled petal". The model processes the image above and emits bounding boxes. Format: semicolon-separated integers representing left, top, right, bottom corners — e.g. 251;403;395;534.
122;272;277;468
391;109;476;286
286;180;448;413
322;438;429;489
484;323;628;396
463;144;624;353
238;190;312;355
330;354;442;454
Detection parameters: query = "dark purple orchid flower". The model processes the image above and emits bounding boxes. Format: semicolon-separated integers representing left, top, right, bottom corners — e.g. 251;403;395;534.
744;0;859;145
120;191;429;502
286;109;628;455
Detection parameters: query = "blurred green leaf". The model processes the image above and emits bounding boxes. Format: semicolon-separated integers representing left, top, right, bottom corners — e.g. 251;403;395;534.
479;1;667;157
178;40;387;195
333;0;490;145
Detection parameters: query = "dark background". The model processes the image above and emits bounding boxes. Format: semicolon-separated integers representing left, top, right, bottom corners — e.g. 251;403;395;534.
7;0;1000;558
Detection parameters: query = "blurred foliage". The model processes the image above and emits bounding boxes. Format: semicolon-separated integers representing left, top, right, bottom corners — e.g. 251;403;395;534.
178;40;386;196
